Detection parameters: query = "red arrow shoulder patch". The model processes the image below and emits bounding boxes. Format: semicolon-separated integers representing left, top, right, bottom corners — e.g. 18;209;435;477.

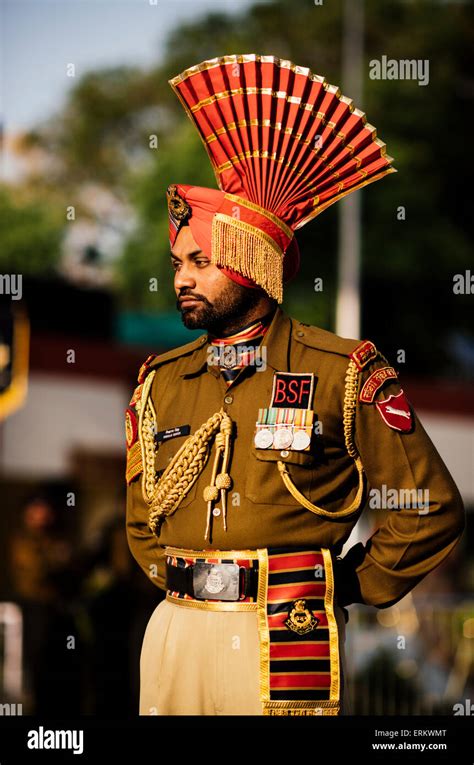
375;390;413;432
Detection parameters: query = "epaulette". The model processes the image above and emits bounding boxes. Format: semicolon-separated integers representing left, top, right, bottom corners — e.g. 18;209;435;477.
292;322;373;361
348;340;379;370
125;333;207;487
147;333;208;373
125;375;149;485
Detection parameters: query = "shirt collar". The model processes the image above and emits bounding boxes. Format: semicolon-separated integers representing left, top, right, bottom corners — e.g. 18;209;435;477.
179;306;291;378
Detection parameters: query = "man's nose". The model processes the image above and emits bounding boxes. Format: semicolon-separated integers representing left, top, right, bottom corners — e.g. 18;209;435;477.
174;263;196;291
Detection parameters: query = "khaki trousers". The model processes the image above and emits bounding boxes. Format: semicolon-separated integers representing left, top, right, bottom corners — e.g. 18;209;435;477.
139;597;350;716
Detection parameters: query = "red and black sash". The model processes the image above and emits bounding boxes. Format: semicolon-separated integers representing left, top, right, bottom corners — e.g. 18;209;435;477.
164;545;341;715
262;548;340;714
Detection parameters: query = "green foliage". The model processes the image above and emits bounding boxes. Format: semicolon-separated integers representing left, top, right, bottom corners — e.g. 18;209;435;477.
116;121;216;310
118;0;473;341
22;66;165;190
5;0;473;372
0;187;63;274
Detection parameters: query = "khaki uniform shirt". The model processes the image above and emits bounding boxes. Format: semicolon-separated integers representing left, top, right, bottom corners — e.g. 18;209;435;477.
126;306;464;608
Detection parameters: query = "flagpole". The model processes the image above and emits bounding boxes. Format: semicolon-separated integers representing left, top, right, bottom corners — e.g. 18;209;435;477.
336;0;364;340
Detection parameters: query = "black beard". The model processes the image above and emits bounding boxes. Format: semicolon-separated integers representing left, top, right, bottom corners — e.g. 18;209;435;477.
177;282;265;336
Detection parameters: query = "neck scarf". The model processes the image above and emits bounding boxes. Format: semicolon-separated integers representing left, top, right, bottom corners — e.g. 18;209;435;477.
209;310;274;386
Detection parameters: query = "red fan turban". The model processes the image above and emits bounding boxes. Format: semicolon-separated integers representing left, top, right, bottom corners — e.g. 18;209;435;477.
167;55;395;302
168;183;301;299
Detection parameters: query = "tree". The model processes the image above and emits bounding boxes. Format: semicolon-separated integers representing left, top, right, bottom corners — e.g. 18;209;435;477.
0;186;63;274
6;0;473;375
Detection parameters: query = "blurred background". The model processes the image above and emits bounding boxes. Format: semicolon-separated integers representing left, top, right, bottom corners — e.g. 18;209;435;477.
0;0;472;716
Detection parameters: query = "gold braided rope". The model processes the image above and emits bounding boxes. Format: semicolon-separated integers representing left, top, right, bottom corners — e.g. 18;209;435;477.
139;371;158;503
148;408;234;536
203;421;233;540
276;357;365;519
343;359;359;459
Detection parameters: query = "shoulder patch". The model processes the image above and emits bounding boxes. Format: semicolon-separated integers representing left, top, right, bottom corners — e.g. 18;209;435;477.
376;390;413;432
359;366;398;403
125;407;138;447
125;400;142;485
125;442;142;485
125;368;158;487
125;380;145;484
138;354;158;383
350;340;378;370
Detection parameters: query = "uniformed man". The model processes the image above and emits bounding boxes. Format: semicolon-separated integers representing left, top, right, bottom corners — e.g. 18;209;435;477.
125;55;465;716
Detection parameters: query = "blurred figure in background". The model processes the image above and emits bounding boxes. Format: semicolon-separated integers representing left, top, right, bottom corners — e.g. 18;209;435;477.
9;495;82;714
84;515;163;716
10;496;70;602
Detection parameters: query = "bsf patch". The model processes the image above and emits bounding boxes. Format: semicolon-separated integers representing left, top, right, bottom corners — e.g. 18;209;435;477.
271;372;315;409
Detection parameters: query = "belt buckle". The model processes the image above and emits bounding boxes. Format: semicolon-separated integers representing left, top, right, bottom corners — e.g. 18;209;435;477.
193;561;240;601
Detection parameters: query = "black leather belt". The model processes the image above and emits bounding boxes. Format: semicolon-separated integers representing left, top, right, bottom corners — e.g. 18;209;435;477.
166;560;259;601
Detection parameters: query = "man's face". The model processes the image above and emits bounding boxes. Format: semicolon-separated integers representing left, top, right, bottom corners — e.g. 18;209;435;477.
171;224;263;332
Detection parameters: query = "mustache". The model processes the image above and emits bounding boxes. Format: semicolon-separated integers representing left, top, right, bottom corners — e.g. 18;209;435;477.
177;292;210;304
176;292;212;311
178;292;204;300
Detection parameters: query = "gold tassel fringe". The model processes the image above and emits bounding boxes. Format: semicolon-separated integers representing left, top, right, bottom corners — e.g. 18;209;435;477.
212;213;284;303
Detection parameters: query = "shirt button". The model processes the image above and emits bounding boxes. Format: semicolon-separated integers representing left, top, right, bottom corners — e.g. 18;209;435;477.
212;507;221;517
224;394;233;404
296;330;304;337
280;450;290;458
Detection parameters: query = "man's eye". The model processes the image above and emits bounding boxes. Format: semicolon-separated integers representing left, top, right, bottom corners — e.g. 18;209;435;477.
195;260;209;267
171;261;180;270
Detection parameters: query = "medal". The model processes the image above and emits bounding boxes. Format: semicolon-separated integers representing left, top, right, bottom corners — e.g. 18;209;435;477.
253;398;315;453
254;428;274;448
273;427;293;449
292;429;311;450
